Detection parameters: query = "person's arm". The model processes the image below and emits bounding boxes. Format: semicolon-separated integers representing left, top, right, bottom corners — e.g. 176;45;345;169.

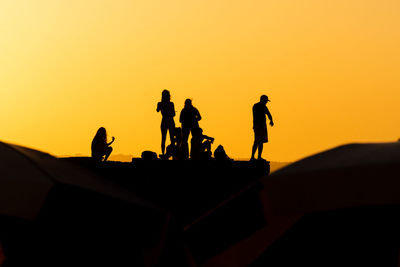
172;103;176;117
156;102;161;112
195;108;202;121
266;107;274;126
179;109;183;123
203;135;214;143
107;136;115;146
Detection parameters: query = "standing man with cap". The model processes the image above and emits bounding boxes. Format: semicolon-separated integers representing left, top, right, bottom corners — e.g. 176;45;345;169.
251;95;274;161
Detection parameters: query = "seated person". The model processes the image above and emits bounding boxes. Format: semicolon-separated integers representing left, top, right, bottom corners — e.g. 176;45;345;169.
91;127;115;162
190;128;214;160
214;145;232;161
161;127;184;160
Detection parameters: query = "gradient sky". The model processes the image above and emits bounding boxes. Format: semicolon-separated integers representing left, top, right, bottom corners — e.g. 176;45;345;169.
1;0;399;161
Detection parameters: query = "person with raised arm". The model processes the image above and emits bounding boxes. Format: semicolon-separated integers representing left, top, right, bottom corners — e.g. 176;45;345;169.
91;127;115;162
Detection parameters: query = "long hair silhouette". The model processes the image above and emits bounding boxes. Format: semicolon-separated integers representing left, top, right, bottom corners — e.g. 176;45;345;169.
157;89;176;155
93;127;107;143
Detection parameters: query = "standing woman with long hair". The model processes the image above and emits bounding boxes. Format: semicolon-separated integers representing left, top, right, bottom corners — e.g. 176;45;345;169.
91;127;115;162
157;89;176;155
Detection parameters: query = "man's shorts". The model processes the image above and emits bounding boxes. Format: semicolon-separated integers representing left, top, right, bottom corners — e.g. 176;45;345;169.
254;126;268;143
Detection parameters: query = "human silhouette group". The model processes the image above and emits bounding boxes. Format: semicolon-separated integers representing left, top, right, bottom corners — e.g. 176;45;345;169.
91;90;274;162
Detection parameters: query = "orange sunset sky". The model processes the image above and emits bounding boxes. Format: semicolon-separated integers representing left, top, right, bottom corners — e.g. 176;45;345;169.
1;0;399;161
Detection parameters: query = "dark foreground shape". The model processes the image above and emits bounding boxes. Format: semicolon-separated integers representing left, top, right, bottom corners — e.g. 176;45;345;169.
0;142;168;267
252;205;400;267
64;158;270;264
256;142;400;267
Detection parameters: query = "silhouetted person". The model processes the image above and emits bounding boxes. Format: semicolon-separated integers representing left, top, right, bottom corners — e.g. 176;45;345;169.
251;95;274;161
161;127;184;160
173;127;184;160
157;89;176;155
91;127;115;162
190;128;214;160
180;99;201;158
214;145;231;161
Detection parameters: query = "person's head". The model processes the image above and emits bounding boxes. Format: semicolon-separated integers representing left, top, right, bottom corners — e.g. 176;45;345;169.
184;98;192;107
260;95;270;105
95;127;107;141
161;89;170;102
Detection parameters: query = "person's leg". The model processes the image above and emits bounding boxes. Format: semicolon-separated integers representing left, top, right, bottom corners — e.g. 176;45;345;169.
182;127;190;143
181;141;189;159
164;144;173;160
161;125;167;155
257;143;263;160
203;141;212;159
171;145;178;160
182;127;190;159
251;128;259;160
251;141;258;160
92;154;103;162
168;122;175;145
203;141;211;153
104;147;113;161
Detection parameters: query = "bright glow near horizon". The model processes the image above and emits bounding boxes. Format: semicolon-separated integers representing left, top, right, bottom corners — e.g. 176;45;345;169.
1;0;399;161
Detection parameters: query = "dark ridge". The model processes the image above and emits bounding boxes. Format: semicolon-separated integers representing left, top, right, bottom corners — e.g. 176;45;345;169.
62;157;269;262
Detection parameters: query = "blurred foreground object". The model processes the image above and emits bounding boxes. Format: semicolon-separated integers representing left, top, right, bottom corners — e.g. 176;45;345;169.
0;141;171;266
255;142;400;267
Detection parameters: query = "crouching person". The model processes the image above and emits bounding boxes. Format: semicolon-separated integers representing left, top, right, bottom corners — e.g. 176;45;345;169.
91;127;115;162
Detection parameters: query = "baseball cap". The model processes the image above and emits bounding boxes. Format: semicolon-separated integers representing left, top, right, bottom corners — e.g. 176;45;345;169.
260;95;271;102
